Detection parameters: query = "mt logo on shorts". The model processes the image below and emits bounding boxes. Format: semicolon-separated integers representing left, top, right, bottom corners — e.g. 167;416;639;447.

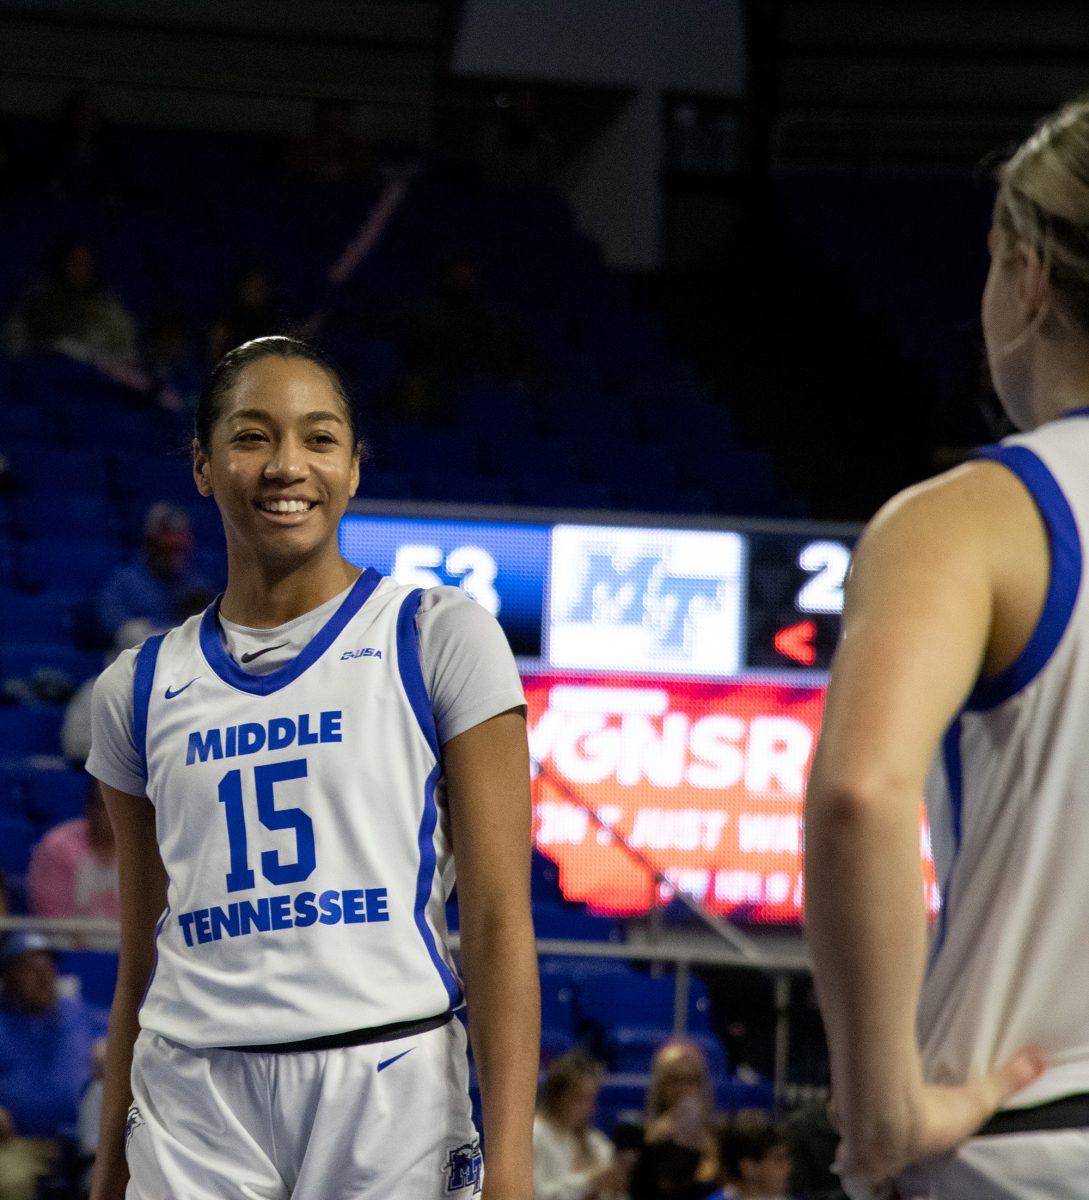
124;1103;145;1146
444;1141;482;1194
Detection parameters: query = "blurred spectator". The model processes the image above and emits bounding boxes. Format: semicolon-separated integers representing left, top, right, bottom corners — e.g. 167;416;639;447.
630;1041;719;1200
208;266;283;362
534;1051;630;1200
2;240;137;369
0;933;99;1200
27;784;119;929
395;250;533;423
62;619;158;767
145;309;202;412
96;503;210;639
285;98;375;186
478;87;561;191
712;1116;794;1200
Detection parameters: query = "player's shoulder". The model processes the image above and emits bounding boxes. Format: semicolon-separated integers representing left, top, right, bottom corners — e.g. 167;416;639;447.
862;454;1036;557
91;645;140;707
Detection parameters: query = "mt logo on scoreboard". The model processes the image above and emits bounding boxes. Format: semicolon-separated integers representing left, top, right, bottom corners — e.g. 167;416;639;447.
546;525;744;675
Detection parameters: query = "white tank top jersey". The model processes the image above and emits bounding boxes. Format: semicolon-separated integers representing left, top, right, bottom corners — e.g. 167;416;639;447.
920;411;1089;1109
101;570;506;1049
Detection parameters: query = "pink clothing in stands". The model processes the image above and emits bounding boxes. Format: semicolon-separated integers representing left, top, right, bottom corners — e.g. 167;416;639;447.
27;819;120;920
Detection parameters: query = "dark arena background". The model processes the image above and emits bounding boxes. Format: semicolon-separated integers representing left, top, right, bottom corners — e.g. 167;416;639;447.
0;3;1081;1197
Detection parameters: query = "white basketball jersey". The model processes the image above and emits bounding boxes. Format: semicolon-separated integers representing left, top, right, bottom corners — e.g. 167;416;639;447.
130;569;463;1048
920;413;1089;1107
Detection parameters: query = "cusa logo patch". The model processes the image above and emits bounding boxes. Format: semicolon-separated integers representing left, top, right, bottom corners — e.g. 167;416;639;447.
444;1141;483;1194
341;647;383;660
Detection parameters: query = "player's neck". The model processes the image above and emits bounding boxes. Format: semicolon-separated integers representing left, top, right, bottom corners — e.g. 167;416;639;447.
219;547;360;628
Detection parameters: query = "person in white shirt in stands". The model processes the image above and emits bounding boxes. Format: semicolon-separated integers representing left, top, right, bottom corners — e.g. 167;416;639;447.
534;1051;630;1200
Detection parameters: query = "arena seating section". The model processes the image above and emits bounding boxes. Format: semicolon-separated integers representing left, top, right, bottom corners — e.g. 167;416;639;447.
0;121;782;1122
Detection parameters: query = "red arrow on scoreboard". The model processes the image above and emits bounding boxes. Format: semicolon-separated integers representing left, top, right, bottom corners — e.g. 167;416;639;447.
774;619;817;666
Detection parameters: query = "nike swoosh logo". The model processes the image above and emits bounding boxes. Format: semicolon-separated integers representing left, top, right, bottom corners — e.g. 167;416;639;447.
376;1048;415;1073
240;642;289;664
164;678;199;700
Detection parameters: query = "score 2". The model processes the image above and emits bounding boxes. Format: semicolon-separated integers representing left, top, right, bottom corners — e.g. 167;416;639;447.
744;533;856;672
796;540;851;615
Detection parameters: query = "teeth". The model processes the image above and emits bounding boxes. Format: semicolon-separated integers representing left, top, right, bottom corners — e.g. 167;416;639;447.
259;500;312;513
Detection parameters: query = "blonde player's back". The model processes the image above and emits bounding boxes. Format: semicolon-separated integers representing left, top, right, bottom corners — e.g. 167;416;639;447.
921;412;1089;1108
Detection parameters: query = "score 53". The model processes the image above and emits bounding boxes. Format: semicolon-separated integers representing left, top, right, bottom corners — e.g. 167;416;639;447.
392;544;501;615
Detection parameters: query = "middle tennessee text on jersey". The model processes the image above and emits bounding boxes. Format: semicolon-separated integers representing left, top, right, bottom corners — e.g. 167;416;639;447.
186;711;342;764
129;569;464;1048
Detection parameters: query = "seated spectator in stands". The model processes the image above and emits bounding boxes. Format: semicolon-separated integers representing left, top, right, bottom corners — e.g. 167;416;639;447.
208;266;283;363
630;1041;720;1200
1;240;137;369
285;98;375;186
711;1116;793;1200
395;250;534;423
97;503;210;639
27;783;119;932
62;620;157;768
534;1051;630;1200
0;933;99;1200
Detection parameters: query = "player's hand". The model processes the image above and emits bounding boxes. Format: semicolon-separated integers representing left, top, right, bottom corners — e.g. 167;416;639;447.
833;1046;1045;1184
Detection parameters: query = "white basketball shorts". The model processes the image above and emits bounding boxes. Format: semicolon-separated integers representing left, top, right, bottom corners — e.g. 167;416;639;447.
124;1016;482;1199
896;1130;1089;1199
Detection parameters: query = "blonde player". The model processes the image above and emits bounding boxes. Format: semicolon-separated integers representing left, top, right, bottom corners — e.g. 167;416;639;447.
86;337;539;1199
806;98;1089;1199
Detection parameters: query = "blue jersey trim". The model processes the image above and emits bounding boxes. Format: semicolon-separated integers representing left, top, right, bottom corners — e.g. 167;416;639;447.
395;588;440;759
929;716;964;967
967;445;1082;711
131;634;166;778
397;588;462;1009
198;568;383;696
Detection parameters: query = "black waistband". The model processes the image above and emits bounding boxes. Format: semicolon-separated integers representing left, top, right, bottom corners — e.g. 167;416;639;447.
977;1093;1089;1137
227;1011;453;1054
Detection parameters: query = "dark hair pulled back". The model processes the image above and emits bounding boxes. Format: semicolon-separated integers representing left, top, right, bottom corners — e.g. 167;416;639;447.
195;335;361;452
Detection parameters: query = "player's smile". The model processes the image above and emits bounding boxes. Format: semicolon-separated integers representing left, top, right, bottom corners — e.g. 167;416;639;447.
254;495;321;525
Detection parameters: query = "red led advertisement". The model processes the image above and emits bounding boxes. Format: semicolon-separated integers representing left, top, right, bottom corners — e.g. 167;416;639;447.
526;672;938;924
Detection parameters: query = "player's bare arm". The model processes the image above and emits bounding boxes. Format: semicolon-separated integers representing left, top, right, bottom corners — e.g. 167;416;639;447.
805;461;1047;1185
88;783;168;1200
445;707;539;1200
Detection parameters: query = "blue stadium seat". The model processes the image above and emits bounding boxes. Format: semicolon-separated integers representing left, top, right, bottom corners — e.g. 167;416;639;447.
7;447;109;497
0;816;37;876
715;1074;775;1113
12;494;118;542
0;589;82;642
540;974;578;1062
575;971;713;1035
0;706;64;755
532;901;624;943
16;540;119;592
25;766;89;826
0;761;31;819
56;951;119;1009
1;642;102;687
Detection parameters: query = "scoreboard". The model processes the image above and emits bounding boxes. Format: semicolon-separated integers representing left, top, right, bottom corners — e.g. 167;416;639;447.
339;504;933;926
339;508;858;677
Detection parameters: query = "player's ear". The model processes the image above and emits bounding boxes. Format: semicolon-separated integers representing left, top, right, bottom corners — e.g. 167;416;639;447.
349;439;362;498
193;438;214;497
